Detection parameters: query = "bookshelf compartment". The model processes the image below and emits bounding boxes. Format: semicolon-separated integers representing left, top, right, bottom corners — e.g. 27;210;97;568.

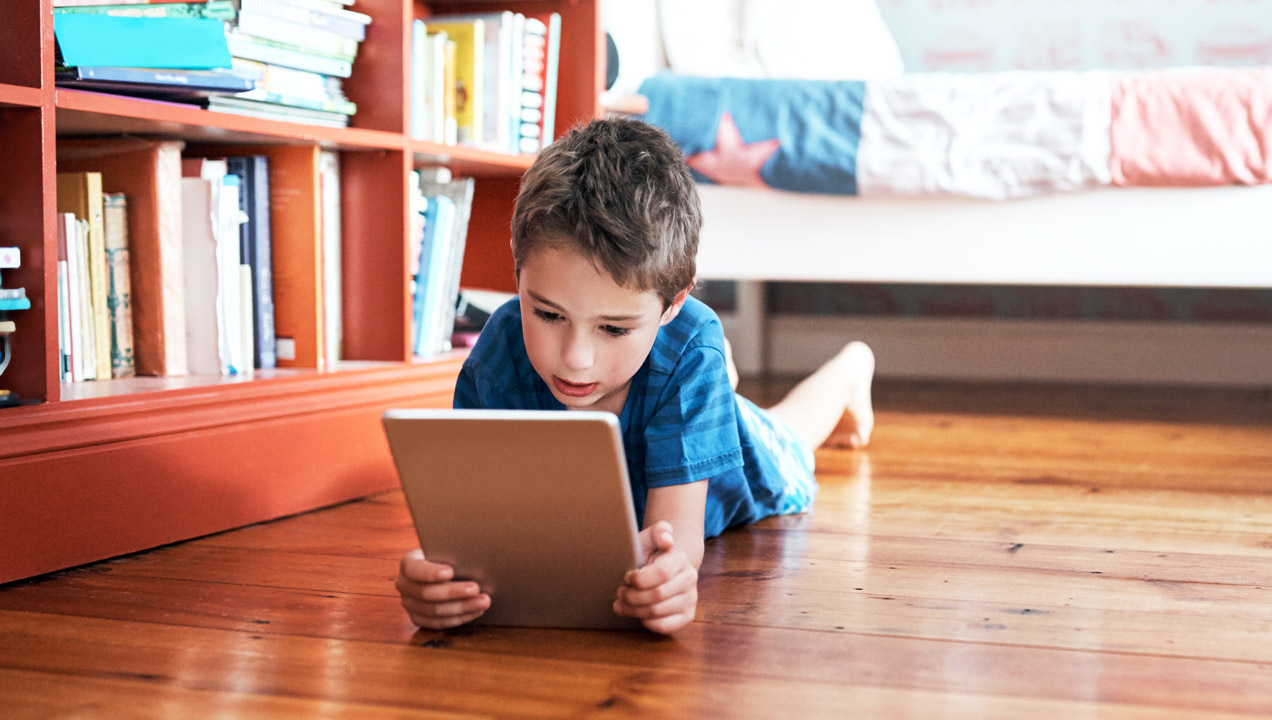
343;149;414;362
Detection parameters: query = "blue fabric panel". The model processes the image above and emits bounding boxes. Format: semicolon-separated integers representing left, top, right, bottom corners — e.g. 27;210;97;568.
638;73;866;196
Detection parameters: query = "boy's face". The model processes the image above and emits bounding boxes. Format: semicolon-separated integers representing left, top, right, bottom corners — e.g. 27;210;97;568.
518;246;687;415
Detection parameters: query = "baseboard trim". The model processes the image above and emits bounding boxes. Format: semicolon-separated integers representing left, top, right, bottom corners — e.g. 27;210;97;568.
723;314;1272;387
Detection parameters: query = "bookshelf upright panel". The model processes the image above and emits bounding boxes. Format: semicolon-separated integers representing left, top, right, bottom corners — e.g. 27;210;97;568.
0;107;57;403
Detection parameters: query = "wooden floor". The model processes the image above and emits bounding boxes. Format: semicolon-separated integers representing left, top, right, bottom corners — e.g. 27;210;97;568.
2;380;1270;718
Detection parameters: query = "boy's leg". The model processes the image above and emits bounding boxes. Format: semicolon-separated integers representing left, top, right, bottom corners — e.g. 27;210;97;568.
767;341;875;450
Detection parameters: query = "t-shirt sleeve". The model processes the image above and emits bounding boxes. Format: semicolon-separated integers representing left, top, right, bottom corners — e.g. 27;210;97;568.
643;343;744;487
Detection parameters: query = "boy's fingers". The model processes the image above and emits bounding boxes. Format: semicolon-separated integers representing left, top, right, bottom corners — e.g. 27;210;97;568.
625;548;691;589
614;580;697;621
400;550;455;583
402;593;490;623
618;564;697;608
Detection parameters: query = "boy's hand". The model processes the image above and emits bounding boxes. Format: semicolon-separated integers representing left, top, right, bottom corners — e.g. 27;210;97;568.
614;521;699;635
396;548;490;630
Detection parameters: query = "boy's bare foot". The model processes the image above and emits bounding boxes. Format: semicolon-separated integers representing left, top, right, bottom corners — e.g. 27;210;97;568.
822;341;875;449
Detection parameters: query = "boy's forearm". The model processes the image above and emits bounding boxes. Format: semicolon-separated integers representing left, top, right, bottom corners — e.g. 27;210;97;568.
643;480;708;568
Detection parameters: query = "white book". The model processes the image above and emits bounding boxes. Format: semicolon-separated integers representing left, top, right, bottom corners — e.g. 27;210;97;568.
181;177;223;376
319;151;342;367
217;175;247;375
70;217;97;381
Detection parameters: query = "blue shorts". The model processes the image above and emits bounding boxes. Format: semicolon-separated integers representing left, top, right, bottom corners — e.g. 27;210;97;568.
735;395;819;516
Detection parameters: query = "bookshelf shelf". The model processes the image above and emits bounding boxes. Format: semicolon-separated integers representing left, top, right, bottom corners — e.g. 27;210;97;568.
56;89;408;150
0;0;603;585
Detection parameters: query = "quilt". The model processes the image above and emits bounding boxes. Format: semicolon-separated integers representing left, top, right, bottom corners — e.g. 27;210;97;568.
638;67;1272;200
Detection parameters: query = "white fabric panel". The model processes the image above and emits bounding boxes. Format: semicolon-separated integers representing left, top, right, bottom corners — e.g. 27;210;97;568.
857;71;1113;199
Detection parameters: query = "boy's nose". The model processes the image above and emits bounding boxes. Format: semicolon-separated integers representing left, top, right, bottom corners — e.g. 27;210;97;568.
562;333;594;371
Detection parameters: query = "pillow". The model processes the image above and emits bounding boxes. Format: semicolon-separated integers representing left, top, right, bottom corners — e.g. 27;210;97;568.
657;0;905;81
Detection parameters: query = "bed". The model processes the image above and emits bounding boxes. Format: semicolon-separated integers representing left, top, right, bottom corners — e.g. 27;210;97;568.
630;67;1272;376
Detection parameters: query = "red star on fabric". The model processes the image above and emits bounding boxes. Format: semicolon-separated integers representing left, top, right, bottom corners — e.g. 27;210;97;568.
685;112;781;189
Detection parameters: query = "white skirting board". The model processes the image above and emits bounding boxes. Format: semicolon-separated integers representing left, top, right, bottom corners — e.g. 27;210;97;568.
718;312;1272;387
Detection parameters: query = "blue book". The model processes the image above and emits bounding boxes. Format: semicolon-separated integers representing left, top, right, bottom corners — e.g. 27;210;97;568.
0;297;31;311
225;156;276;370
54;14;232;70
412;195;455;356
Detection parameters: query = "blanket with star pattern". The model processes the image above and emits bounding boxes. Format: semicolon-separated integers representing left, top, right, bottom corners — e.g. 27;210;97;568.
637;68;1272;201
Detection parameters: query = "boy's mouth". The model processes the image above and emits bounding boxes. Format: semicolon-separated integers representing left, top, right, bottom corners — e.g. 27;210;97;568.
552;376;598;397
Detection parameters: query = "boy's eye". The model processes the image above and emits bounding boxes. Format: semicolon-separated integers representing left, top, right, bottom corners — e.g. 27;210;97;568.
601;325;633;338
533;308;563;323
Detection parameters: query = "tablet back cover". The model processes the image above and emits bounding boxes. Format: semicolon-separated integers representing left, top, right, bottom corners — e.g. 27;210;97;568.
383;409;643;630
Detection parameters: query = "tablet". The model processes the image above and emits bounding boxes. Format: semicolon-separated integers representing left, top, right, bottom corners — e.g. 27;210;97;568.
382;408;644;630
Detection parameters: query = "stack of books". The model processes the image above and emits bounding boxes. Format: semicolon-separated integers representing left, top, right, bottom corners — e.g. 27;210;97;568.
52;0;369;129
410;168;475;358
0;247;30;407
218;0;370;128
411;10;561;154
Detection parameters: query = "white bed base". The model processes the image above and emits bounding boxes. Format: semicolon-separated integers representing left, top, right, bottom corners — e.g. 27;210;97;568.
695;184;1272;385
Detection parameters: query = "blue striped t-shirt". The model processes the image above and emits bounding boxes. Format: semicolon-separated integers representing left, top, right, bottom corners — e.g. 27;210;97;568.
454;295;815;538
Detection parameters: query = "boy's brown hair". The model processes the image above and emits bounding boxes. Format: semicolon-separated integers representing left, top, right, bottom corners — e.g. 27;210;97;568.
511;117;702;307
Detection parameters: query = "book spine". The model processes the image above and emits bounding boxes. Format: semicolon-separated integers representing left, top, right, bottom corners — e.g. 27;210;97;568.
236;12;360;59
244;156;276;370
53;1;237;20
226;30;353;77
102;192;136;378
319;151;341;367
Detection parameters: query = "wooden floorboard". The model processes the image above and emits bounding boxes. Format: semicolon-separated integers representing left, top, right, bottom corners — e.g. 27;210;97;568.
1;380;1269;718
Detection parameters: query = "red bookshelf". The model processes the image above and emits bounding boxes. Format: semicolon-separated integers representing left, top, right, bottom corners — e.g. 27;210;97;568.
0;0;603;584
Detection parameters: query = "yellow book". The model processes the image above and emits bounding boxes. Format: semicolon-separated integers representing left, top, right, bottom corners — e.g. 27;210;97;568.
428;18;484;144
57;171;111;380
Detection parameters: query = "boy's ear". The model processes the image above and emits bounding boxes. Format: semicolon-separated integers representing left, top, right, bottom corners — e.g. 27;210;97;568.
660;285;694;326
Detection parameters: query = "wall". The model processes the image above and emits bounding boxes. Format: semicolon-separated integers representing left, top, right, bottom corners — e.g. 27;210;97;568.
879;0;1272;72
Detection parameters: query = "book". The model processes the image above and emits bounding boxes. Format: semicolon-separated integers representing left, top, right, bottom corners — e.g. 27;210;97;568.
411;193;454;357
238;0;370;41
179;174;223;376
319;151;341;367
521;13;561;152
225;29;353;77
102;192;135;378
56;224;73;381
56;171;111;380
53;1;237;21
235;9;360;60
427;18;485;144
54;65;255;99
225;155;276;370
53;14;233;69
63;215;96;381
58;138;189;378
202;96;352;128
410;22;447;143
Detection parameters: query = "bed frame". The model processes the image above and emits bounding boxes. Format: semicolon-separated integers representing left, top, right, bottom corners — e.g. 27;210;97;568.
694;184;1272;380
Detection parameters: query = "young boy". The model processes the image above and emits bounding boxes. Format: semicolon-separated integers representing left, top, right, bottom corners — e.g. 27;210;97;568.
396;117;875;635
